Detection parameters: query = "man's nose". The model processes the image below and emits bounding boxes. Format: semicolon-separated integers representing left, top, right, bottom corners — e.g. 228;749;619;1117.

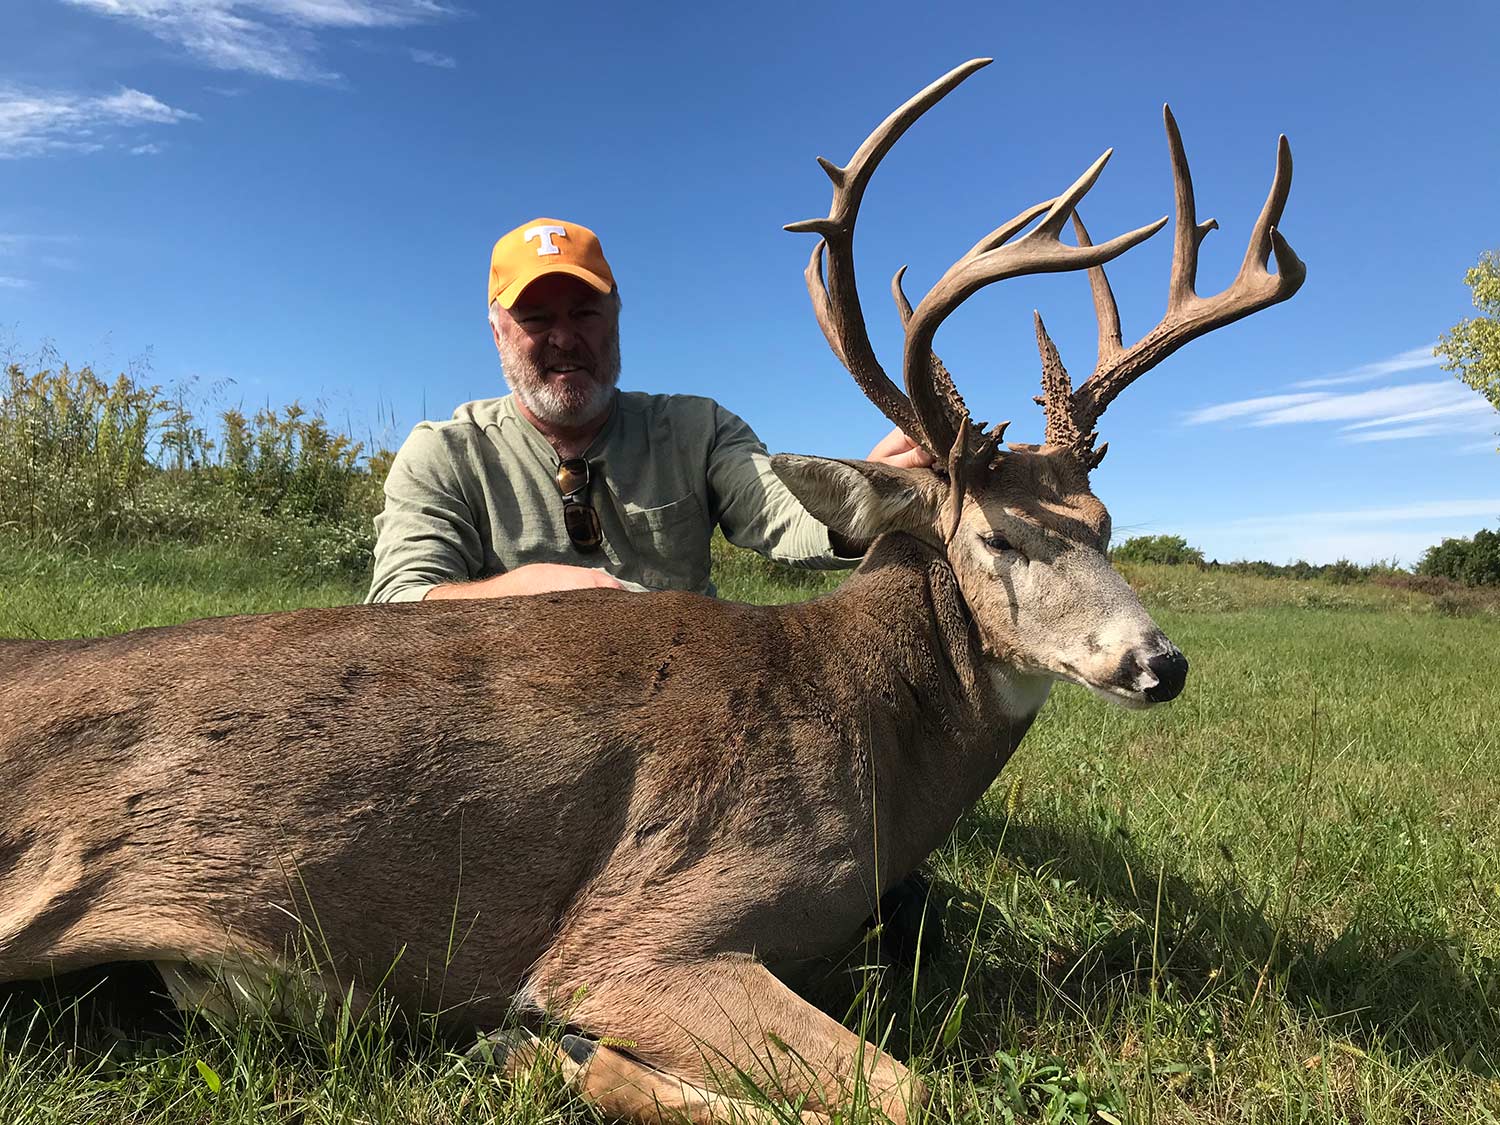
548;325;577;350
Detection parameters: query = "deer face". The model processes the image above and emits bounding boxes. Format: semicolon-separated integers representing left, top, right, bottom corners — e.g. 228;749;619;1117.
952;450;1186;707
773;447;1187;709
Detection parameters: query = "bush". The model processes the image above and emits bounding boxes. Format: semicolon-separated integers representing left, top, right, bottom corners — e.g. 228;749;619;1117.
1111;534;1205;567
1418;526;1500;587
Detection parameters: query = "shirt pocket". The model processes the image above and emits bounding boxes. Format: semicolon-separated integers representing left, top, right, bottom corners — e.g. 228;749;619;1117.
619;492;711;592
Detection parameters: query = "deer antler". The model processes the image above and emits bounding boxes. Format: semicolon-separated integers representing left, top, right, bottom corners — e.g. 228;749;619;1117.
787;59;1169;467
1037;106;1307;469
785;59;991;455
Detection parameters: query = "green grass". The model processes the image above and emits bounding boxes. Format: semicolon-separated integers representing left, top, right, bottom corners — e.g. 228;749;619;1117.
2;541;1498;1122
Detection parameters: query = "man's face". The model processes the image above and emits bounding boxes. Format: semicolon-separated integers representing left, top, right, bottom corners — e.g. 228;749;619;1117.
492;274;621;429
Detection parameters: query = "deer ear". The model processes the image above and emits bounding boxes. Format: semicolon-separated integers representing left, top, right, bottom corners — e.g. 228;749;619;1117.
772;454;945;542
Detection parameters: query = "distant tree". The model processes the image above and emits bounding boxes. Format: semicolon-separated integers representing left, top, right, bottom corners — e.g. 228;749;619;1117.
1417;525;1500;588
1111;534;1205;567
1435;250;1500;432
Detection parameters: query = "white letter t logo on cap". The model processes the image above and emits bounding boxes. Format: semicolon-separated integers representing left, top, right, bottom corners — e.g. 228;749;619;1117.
524;224;568;256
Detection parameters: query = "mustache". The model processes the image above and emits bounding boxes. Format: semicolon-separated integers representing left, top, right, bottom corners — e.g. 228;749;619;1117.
541;345;594;370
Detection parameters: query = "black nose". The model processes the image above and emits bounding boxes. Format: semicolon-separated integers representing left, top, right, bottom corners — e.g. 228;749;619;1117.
1144;648;1189;702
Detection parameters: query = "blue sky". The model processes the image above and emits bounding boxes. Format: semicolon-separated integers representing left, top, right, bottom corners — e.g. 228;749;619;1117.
2;0;1497;565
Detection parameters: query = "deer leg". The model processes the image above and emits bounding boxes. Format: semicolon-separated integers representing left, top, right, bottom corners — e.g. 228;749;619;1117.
494;1031;833;1125
528;955;926;1123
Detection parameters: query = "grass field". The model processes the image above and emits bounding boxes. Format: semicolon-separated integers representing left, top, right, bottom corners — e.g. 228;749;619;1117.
0;540;1496;1123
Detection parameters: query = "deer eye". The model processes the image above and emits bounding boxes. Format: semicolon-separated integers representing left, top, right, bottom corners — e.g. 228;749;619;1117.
981;531;1017;554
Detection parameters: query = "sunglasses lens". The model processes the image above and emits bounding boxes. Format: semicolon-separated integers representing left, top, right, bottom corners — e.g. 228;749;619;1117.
563;501;602;552
557;458;590;495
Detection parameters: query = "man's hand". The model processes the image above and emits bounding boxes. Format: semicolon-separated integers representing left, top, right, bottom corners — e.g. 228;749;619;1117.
425;563;626;601
865;427;935;469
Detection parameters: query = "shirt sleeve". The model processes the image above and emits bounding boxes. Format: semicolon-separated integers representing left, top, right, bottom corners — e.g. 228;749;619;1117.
705;404;859;570
366;424;490;603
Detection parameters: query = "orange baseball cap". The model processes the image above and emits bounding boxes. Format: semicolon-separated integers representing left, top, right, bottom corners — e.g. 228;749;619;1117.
488;218;616;309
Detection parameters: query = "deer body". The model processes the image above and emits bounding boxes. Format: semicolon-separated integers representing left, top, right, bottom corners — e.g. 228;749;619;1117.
0;535;1035;1005
0;57;1304;1124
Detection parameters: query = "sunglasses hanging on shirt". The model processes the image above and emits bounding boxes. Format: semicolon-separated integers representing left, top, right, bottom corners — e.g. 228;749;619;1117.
555;457;603;553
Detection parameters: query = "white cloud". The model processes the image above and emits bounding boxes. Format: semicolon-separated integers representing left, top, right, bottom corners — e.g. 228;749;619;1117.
1183;392;1326;425
0;276;31;288
0;85;196;158
63;0;455;82
1186;378;1496;445
1221;499;1500;528
1178;499;1500;565
408;47;455;68
1293;344;1440;388
130;141;166;155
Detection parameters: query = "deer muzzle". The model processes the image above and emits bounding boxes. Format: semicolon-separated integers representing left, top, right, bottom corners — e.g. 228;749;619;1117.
1141;645;1189;703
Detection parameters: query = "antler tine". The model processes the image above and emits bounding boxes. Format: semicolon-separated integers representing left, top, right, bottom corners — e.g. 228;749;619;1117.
785;58;993;456
1070;212;1124;368
1163;105;1220;315
1067;107;1307;442
902;150;1169;459
1035;310;1083;451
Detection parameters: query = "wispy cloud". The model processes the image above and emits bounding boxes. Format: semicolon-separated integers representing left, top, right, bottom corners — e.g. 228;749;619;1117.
1185;349;1497;447
1216;499;1500;528
0;276;31;289
64;0;456;82
1179;498;1500;565
1183;392;1326;425
0;85;196;158
0;233;79;274
1293;344;1439;388
130;141;166;155
408;47;455;68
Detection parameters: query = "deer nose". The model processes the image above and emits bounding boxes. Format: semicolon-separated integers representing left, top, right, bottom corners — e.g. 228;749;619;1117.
1143;647;1189;702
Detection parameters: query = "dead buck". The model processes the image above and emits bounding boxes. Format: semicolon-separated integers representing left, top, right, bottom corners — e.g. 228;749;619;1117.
0;58;1302;1124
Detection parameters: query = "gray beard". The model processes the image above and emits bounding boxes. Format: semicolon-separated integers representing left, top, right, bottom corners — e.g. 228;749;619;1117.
497;328;622;429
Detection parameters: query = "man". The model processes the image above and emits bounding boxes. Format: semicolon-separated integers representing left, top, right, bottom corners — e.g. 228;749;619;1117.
367;218;931;605
367;218;943;963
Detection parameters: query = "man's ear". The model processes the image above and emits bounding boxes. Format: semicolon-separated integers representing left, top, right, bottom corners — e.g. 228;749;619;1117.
771;454;945;543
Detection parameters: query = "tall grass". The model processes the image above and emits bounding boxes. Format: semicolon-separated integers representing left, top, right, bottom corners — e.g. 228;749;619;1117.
0;363;161;540
0;361;388;580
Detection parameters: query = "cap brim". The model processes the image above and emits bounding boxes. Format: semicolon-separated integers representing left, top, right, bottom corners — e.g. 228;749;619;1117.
496;264;613;309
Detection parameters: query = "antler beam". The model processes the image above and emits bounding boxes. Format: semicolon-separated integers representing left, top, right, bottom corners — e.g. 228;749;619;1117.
785;59;993;454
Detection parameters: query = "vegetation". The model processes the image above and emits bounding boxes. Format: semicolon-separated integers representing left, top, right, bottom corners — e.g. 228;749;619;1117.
0;361;387;581
1;542;1497;1122
1418;524;1500;589
1435;248;1500;421
1111;535;1205;568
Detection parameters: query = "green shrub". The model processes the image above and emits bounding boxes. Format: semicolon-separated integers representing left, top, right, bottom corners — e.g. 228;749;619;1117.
1418;525;1500;587
1110;534;1205;567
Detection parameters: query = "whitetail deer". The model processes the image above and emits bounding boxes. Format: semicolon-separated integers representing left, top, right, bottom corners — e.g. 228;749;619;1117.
0;58;1302;1124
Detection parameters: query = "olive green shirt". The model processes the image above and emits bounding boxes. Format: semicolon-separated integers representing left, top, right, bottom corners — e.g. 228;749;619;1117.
366;392;851;603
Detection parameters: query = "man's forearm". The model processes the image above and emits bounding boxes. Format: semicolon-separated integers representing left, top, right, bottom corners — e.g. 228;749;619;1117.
423;564;626;600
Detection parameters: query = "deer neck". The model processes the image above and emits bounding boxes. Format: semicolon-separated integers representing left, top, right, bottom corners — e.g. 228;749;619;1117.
818;533;1052;876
